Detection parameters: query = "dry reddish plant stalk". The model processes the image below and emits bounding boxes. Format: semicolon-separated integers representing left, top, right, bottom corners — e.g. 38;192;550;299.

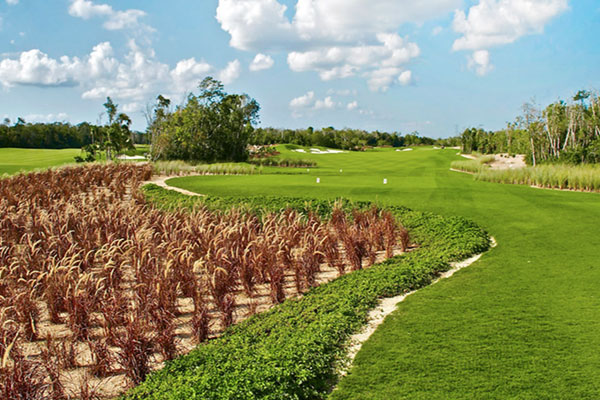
87;339;114;378
114;316;155;386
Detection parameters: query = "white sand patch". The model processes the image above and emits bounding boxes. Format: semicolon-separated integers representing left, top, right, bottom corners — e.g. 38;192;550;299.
293;148;346;154
118;155;146;160
310;149;346;154
340;237;497;375
460;153;526;170
396;148;413;152
490;154;525;170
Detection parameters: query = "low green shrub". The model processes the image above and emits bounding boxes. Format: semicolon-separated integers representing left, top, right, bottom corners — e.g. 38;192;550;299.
249;158;317;168
475;164;600;191
123;186;490;400
153;161;261;176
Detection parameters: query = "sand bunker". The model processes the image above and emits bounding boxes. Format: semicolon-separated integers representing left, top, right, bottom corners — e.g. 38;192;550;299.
292;148;346;154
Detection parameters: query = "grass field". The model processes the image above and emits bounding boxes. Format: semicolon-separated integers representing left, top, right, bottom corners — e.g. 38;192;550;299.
168;146;600;399
0;147;80;175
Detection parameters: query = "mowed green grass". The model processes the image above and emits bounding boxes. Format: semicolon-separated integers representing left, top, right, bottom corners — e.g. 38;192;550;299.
169;146;600;399
0;147;80;175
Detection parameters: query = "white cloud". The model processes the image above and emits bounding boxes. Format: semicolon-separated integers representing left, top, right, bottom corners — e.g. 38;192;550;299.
289;91;315;108
290;91;351;116
170;58;213;93
68;0;152;32
23;113;69;123
218;59;241;84
6;0;19;5
314;96;335;110
468;49;493;76
216;0;447;90
0;49;79;87
452;0;569;75
432;26;443;36
249;53;274;71
121;103;141;113
288;33;419;91
398;70;413;86
0;41;241;107
218;0;460;50
453;0;568;51
216;0;296;51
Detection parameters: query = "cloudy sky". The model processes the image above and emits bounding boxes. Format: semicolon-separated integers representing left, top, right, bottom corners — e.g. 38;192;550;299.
0;0;598;137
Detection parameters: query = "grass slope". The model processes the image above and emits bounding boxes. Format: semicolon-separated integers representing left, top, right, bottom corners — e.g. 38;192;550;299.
169;146;600;399
0;147;80;175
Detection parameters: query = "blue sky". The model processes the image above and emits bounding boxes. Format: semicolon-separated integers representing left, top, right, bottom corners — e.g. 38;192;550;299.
0;0;598;138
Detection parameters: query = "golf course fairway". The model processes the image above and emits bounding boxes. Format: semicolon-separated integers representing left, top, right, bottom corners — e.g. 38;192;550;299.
167;146;600;399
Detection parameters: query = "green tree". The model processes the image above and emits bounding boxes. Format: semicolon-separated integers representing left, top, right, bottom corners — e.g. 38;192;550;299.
152;77;260;163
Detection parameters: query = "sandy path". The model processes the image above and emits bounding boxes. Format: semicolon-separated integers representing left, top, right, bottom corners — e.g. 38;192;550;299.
145;175;205;197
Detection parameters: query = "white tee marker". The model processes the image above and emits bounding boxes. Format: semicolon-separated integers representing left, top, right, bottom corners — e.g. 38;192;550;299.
383;178;388;185
316;177;320;183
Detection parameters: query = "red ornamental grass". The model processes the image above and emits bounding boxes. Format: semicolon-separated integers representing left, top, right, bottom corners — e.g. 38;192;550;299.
153;312;179;361
40;341;67;400
87;339;114;378
114;316;155;386
382;211;398;258
399;227;411;252
191;301;210;343
0;357;49;400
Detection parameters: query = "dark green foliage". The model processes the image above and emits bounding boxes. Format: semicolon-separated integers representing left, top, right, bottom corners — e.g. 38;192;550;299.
121;186;489;400
0;120;148;150
151;77;260;163
249;158;317;168
250;127;436;150
0;121;96;149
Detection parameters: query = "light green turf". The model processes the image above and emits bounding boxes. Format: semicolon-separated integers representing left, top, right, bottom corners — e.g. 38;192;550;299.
0;147;80;175
168;145;600;399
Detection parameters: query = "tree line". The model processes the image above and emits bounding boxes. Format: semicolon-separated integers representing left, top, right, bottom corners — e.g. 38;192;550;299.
0;117;148;151
249;127;440;150
461;90;600;165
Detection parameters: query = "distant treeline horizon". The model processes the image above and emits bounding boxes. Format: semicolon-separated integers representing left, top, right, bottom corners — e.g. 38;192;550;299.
0;119;149;150
0;118;460;151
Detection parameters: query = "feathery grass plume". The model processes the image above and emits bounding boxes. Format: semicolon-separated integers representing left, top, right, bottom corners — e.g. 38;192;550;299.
13;287;39;341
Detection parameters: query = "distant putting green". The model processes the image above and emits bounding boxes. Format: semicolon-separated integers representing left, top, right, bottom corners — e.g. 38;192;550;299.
168;145;600;399
0;147;80;175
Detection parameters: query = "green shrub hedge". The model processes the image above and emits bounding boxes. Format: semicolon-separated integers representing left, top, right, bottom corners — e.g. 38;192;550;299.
122;185;490;400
